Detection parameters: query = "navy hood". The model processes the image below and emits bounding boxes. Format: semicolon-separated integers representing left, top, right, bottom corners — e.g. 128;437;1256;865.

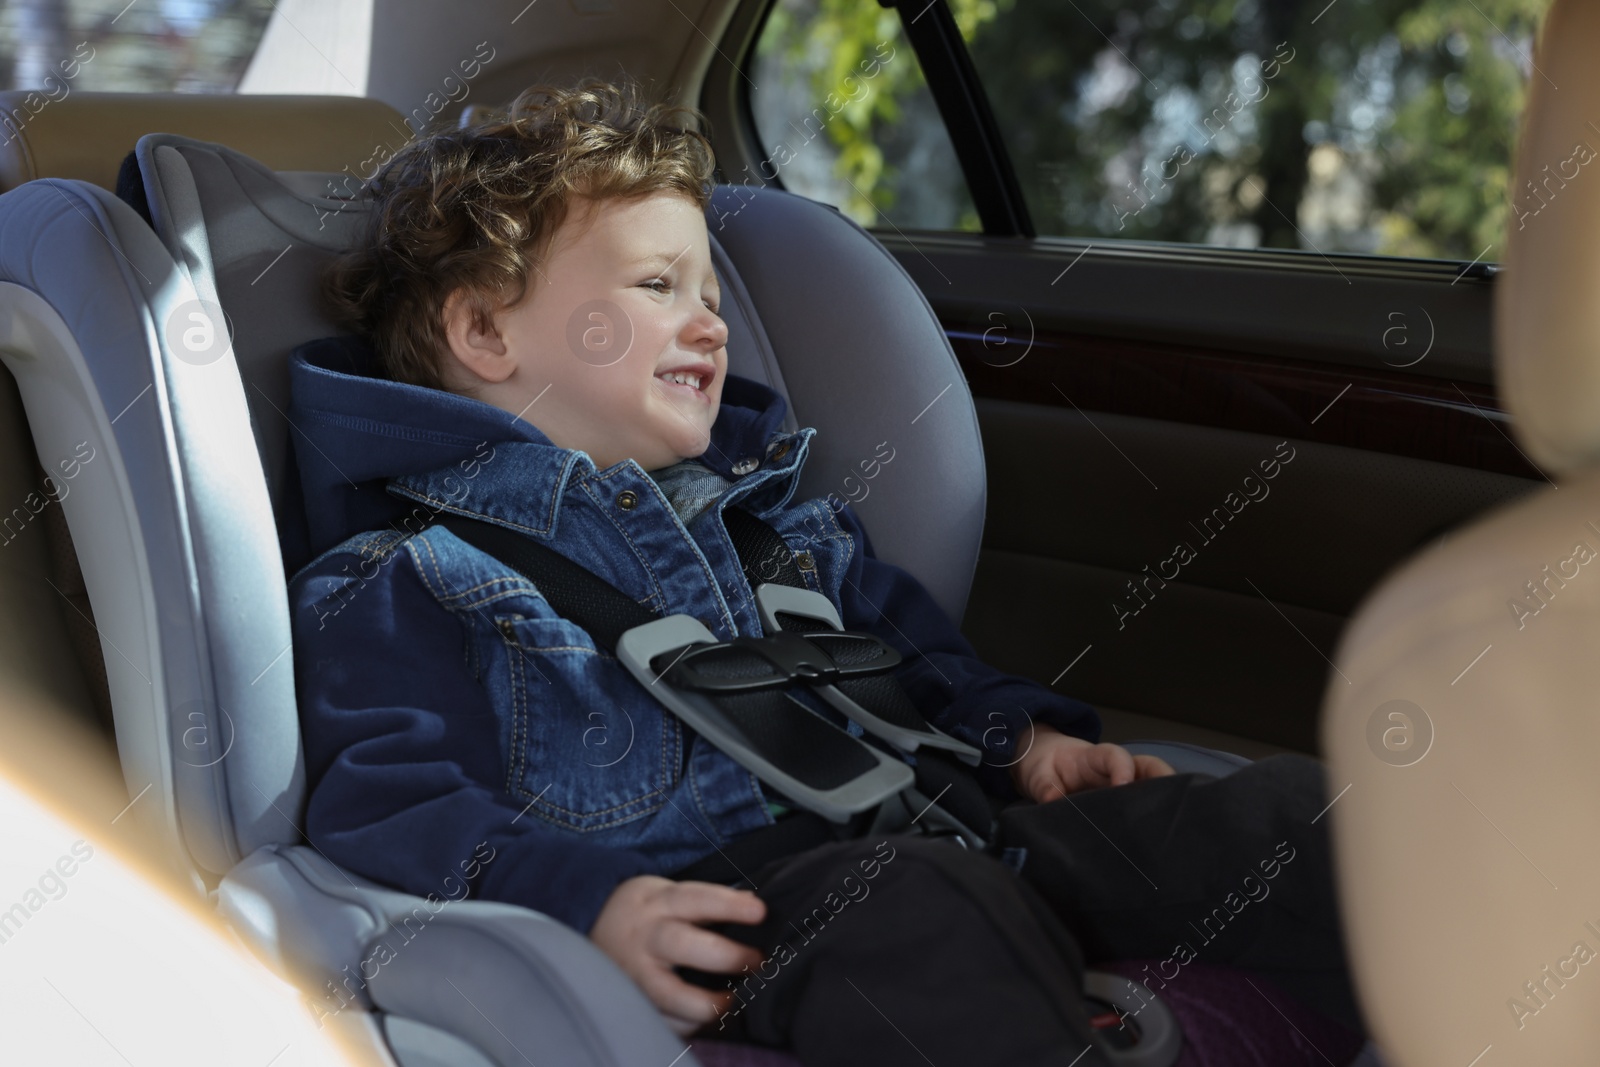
279;334;792;576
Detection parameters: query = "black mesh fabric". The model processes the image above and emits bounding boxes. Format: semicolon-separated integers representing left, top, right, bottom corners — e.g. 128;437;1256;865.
807;632;894;668
834;672;931;732
774;609;829;632
653;644;779;682
114;149;155;229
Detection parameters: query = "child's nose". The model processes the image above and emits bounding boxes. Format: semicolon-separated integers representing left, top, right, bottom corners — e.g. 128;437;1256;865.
693;308;729;348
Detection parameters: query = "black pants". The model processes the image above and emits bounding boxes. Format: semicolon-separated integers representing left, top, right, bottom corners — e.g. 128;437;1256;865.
678;754;1363;1066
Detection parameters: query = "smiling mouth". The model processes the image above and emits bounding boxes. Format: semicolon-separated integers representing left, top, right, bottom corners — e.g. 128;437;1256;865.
655;373;711;401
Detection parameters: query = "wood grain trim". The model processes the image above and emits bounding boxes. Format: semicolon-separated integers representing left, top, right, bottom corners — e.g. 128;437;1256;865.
948;326;1543;481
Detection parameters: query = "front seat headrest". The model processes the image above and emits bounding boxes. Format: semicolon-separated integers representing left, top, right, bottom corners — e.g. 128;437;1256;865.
1495;0;1600;477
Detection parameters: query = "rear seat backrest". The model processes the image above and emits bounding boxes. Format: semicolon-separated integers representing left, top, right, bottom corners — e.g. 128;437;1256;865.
0;88;413;747
0;94;408;886
0;91;410;193
0;372;107;737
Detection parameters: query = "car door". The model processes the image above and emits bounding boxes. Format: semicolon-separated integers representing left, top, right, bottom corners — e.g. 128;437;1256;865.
700;0;1550;756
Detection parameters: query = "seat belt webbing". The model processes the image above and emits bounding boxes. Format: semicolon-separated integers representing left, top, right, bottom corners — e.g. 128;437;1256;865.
431;515;654;651
427;507;993;846
720;508;996;840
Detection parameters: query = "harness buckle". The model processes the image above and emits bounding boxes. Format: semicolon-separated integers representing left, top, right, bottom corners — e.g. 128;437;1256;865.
615;613;915;823
661;629;901;693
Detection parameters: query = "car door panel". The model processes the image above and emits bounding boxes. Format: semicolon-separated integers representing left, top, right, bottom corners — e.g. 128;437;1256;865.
964;398;1537;752
709;0;1546;754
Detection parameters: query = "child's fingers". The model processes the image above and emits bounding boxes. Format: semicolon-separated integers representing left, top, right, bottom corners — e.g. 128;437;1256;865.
661;880;767;926
1133;754;1176;779
653;919;766;978
635;959;737;1031
1087;742;1137;787
1035;773;1069;804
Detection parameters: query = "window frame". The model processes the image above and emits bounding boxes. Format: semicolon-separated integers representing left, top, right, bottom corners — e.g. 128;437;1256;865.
872;0;1031;237
698;0;1517;463
707;0;1505;285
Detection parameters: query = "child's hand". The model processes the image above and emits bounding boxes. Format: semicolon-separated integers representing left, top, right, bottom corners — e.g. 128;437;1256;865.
590;875;767;1036
1008;722;1175;803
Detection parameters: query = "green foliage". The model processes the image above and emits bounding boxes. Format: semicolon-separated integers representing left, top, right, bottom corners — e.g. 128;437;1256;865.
1375;0;1550;257
754;0;1001;227
756;0;1555;260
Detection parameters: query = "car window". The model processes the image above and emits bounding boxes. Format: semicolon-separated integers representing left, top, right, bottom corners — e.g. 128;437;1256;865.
751;0;1556;260
0;0;272;94
747;0;980;232
960;0;1555;260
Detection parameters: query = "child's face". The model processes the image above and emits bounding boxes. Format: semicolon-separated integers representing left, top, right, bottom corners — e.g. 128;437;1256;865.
442;190;727;472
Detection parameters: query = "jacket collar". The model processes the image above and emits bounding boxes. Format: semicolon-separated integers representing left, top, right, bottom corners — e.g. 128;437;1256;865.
288;334;803;555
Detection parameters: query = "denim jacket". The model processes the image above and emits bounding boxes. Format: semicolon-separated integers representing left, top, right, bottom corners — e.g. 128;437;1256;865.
285;335;1099;935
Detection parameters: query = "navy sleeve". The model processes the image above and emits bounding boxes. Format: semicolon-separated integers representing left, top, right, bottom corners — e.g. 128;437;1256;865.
830;502;1102;802
290;537;659;936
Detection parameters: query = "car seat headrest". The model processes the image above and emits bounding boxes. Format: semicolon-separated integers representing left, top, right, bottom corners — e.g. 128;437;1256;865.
133;134;805;575
136;133;384;570
0;91;409;194
136;134;987;626
1495;0;1600;477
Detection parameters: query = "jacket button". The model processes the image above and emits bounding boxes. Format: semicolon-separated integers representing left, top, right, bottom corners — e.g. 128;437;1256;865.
617;490;638;510
795;550;816;572
732;457;760;475
770;442;791;461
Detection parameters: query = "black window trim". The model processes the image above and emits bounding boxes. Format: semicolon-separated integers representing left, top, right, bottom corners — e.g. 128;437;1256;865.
874;0;1033;238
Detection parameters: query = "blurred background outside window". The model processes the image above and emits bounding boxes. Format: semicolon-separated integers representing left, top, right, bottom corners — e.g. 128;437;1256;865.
751;0;1555;262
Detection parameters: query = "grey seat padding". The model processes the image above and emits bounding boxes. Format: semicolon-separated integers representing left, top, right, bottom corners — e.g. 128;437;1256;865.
220;842;688;1066
0;129;994;1067
0;170;681;1067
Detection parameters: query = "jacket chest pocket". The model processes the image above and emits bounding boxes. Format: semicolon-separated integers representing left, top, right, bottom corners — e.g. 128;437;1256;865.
491;612;680;832
780;498;855;605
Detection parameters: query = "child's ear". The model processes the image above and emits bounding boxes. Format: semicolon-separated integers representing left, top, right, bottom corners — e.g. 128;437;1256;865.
441;289;513;384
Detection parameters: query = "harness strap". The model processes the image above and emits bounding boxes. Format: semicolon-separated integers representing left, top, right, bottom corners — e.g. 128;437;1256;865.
721;507;997;842
430;514;655;648
425;507;994;860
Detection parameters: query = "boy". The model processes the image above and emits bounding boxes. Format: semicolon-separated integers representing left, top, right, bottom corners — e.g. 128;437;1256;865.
287;78;1365;1064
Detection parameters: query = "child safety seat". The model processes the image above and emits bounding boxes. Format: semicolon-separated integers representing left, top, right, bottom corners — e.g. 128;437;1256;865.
0;123;1374;1067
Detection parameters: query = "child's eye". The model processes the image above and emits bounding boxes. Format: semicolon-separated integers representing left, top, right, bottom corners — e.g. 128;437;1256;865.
641;278;720;315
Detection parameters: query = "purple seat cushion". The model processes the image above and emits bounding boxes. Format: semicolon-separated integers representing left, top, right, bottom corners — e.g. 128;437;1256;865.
689;960;1365;1067
1097;960;1366;1067
690;1039;803;1067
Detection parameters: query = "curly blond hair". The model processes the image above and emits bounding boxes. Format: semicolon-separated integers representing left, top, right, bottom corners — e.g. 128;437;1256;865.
321;77;717;390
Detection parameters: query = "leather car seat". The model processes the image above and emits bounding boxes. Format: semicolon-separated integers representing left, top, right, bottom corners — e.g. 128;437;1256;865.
1322;1;1600;1063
